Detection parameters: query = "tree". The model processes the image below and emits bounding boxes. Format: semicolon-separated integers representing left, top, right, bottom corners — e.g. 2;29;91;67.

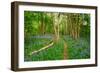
53;13;59;41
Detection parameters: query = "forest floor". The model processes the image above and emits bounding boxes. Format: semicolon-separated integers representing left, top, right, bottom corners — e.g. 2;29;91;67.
24;35;90;61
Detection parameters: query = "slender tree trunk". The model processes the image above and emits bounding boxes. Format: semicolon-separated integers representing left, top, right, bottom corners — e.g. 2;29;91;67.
41;13;45;35
53;13;60;42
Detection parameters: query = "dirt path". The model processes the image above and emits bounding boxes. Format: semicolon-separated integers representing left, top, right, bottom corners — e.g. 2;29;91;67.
63;42;68;59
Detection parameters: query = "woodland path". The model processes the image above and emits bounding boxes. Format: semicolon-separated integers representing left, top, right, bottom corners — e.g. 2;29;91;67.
30;36;68;60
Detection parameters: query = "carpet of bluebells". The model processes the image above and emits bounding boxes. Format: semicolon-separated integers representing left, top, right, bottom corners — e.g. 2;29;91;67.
63;36;90;59
24;35;90;61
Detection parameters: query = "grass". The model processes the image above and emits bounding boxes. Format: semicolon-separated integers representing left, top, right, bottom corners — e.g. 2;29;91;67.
24;35;90;61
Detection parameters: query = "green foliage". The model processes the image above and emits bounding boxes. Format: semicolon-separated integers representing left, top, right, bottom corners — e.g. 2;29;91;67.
80;14;90;38
24;11;90;61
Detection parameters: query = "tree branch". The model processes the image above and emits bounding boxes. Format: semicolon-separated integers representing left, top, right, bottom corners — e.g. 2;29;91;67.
30;42;54;55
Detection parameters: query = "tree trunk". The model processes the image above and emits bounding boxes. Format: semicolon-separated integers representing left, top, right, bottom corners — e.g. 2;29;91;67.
53;13;60;42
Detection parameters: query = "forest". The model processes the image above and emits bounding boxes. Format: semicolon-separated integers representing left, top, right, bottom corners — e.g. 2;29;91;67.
24;11;90;61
